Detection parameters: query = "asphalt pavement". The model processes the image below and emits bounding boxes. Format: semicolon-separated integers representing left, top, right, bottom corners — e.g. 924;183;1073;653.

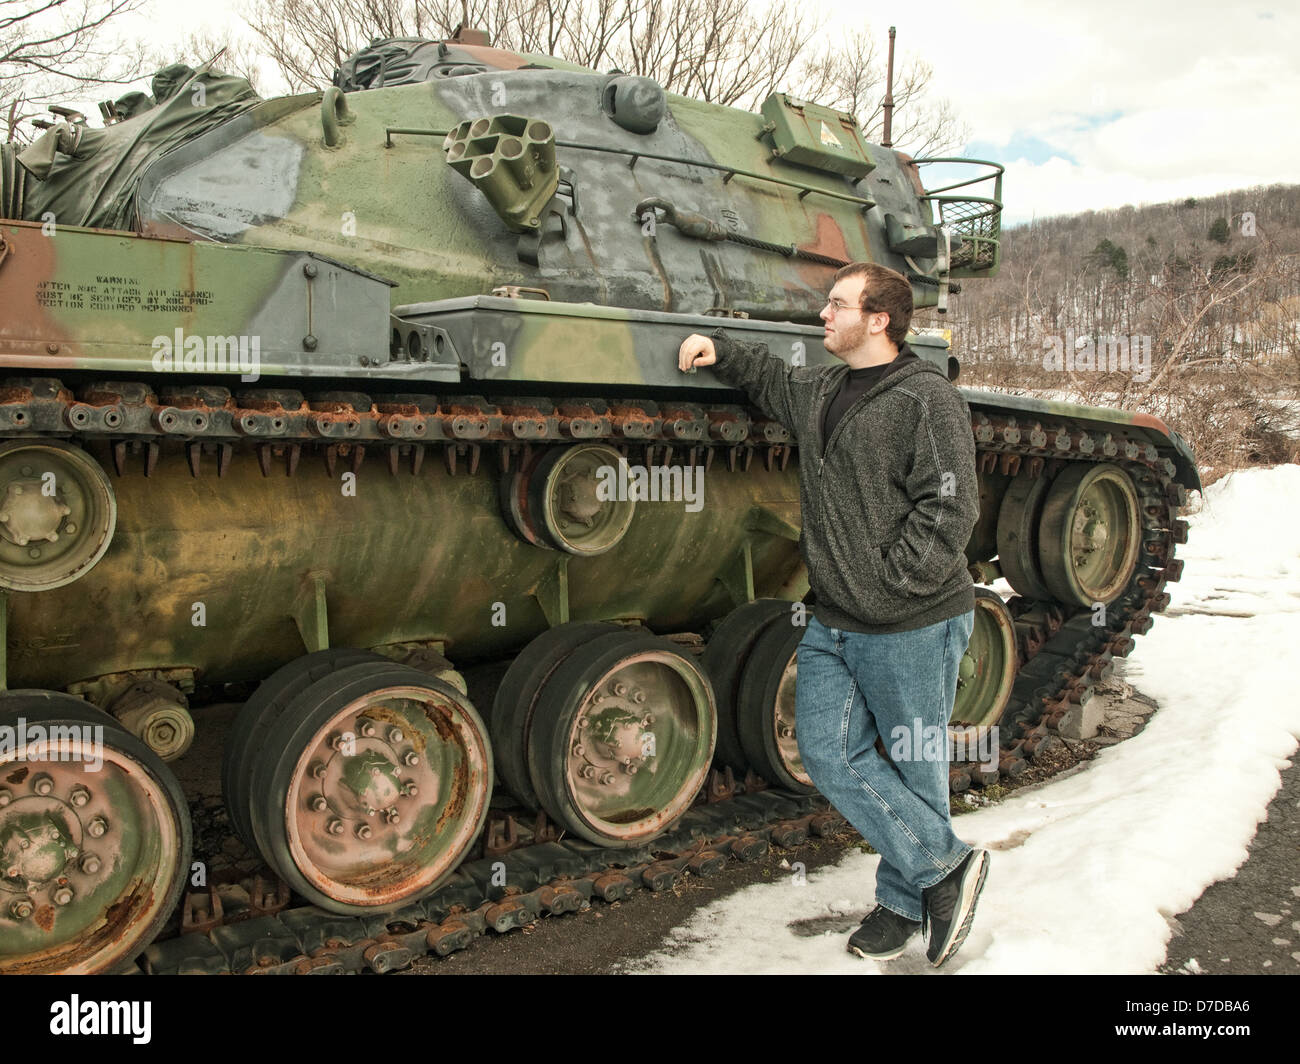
1158;756;1300;975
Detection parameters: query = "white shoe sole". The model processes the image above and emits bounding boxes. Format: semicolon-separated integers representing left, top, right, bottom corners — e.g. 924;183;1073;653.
848;940;911;962
927;850;989;968
847;920;920;962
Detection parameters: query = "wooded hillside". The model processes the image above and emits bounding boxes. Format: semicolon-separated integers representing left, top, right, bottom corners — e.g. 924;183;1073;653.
929;184;1300;482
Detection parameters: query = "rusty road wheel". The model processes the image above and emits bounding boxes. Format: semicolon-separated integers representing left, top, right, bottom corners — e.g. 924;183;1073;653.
951;587;1018;728
500;443;636;555
247;661;492;914
1039;462;1142;607
530;631;716;847
223;648;385;850
700;598;792;774
0;441;116;592
996;469;1055;601
736;617;815;794
489;621;630;809
0;692;189;974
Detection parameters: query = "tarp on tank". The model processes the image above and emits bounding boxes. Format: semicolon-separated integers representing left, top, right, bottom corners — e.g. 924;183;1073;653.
334;38;481;90
11;63;261;231
331;36;579;91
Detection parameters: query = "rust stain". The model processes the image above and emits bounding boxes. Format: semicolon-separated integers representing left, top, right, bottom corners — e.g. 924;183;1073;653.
0;223;75;357
434;746;471;832
455;44;530;70
426;700;456;743
894;150;927;198
138;218;199;241
0;876;156;974
800;213;852;263
366;703;428;756
1130;412;1174;437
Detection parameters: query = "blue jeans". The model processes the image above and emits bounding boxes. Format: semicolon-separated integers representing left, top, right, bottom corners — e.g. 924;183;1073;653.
795;611;975;922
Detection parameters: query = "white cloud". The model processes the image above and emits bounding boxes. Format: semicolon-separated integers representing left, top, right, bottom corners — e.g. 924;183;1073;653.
999;157;1262;225
812;0;1300;219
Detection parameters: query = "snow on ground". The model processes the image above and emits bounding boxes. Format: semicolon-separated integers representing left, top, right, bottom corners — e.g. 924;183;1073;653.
622;464;1300;975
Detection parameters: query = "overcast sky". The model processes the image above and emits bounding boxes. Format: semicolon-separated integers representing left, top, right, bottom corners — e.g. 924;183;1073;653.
89;0;1300;225
823;0;1300;224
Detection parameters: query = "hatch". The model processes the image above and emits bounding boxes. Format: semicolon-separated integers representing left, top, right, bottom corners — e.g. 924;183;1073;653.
758;93;875;179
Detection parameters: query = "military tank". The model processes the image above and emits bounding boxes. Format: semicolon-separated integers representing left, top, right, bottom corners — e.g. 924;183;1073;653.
0;28;1197;974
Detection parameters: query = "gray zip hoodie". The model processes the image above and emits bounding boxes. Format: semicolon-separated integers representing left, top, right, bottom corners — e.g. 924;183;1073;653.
709;328;980;634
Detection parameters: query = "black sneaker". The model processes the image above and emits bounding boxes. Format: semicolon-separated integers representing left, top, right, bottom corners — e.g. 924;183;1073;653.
847;905;922;961
921;849;989;967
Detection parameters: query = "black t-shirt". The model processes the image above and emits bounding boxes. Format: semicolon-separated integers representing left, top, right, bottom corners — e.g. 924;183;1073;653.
820;347;918;454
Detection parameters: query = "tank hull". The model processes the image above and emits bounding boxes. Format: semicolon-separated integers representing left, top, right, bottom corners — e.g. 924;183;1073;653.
7;444;804;688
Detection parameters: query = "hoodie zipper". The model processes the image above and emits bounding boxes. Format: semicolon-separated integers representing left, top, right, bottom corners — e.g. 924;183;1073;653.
816;363;898;474
812;354;932;522
814;369;840;481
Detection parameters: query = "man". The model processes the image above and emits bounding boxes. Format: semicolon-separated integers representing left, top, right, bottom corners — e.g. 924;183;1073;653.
677;262;989;967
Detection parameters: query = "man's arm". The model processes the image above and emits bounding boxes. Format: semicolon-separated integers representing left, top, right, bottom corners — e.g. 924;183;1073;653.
678;329;816;440
879;385;980;597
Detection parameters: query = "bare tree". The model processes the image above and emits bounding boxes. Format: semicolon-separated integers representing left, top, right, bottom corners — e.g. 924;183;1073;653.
1135;253;1277;402
243;0;394;91
555;0;634;69
614;0;704;90
954;186;1300;485
795;28;968;157
1;0;150;140
164;31;267;94
688;0;817;107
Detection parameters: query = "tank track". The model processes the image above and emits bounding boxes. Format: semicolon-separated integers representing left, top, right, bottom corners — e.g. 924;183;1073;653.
144;789;842;974
0;375;1188;973
959;413;1186;791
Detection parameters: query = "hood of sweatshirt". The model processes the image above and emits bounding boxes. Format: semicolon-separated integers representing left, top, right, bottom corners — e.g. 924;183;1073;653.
815;342;945;403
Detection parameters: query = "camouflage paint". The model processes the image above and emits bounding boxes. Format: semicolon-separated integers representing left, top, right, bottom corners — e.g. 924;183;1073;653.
114;51;977;318
0;222;392;379
2;222;947;387
5;445;804;688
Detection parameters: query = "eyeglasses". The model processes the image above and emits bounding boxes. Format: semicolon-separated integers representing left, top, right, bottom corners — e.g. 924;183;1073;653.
824;298;866;316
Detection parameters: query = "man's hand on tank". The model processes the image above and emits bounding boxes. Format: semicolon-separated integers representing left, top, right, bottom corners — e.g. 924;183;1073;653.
678;334;716;372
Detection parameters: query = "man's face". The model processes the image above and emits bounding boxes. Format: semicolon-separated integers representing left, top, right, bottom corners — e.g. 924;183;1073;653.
819;275;878;357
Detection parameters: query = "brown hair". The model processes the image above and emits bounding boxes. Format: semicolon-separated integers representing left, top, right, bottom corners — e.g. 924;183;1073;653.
833;262;914;347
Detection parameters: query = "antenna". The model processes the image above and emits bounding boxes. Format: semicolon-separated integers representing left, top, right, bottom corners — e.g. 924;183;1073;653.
882;26;896;148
